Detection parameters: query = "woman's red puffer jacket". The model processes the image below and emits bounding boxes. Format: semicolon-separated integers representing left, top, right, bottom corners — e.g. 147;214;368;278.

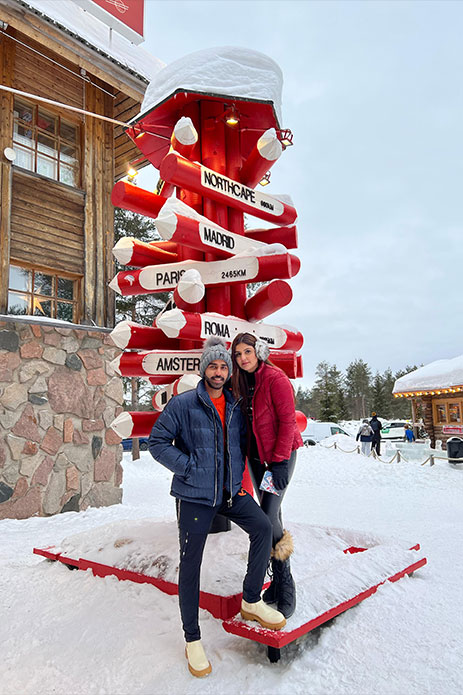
251;362;303;464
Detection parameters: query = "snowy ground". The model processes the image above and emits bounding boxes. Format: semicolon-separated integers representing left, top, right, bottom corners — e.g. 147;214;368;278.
1;446;463;695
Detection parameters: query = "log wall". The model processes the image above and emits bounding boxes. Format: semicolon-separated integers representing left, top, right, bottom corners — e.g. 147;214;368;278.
12;37;84;108
10;169;85;274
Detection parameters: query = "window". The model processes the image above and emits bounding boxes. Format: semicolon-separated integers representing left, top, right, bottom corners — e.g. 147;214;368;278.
12;97;81;187
435;404;447;424
448;403;461;423
8;265;80;323
434;400;463;425
330;427;349;436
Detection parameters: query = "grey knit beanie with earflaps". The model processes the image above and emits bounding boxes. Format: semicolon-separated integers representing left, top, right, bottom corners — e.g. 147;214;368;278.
199;336;233;378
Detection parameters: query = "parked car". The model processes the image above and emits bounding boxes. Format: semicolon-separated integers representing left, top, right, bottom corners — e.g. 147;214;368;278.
122;437;150;452
302;421;353;446
380;422;408;441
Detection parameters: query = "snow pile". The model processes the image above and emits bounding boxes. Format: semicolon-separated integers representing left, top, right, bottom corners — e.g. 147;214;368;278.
140;47;283;122
21;0;164;81
393;354;463;393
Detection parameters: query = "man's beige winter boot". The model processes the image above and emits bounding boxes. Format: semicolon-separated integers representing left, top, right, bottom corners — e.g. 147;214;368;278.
185;640;212;678
240;599;286;630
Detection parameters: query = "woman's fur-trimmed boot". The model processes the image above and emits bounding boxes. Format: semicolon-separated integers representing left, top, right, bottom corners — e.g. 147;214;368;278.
262;529;294;607
270;530;296;618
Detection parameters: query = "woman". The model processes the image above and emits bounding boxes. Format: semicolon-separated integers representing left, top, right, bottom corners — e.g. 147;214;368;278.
231;332;303;618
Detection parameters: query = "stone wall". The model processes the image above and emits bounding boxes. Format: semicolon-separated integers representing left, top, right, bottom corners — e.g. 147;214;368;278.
0;316;123;519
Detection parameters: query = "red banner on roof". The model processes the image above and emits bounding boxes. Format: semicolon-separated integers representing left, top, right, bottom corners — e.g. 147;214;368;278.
77;0;144;43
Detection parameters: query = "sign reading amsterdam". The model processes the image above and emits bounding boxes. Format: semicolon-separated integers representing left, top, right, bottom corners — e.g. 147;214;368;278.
143;351;202;375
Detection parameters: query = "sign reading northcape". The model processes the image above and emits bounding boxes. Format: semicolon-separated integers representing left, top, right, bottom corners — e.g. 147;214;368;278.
201;167;284;215
159;152;297;225
156;308;304;352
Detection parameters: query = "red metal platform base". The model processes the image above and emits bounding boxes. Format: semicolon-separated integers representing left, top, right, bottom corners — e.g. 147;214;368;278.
33;545;245;620
223;553;426;650
33;522;426;663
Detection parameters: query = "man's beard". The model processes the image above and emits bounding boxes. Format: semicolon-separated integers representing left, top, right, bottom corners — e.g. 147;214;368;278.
205;375;224;390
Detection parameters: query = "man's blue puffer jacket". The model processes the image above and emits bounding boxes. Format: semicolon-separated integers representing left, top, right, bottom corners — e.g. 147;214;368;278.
148;380;246;507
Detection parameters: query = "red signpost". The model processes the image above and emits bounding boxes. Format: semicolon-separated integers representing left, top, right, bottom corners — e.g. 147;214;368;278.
109;61;305;497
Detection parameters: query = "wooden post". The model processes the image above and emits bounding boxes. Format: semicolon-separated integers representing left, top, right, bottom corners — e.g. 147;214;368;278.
83;82;115;326
411;398;418;439
83;82;96;324
0;34;14;313
421;396;435;448
103;90;116;328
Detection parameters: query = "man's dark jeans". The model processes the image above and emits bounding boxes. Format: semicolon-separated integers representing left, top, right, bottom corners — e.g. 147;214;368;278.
177;489;272;642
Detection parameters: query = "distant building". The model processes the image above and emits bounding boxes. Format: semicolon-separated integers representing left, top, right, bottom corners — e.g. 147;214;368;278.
393;356;463;447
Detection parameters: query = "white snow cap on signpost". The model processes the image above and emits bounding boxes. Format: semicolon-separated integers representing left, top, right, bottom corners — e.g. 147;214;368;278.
139;47;283;123
393;355;463;393
257;128;283;161
176;269;205;304
173;117;198;146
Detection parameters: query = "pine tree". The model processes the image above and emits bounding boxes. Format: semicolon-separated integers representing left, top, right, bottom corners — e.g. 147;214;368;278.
295;386;312;416
113;208;172;440
311;362;346;422
370;371;387;417
114;208;169;326
381;368;396;418
345;359;372;419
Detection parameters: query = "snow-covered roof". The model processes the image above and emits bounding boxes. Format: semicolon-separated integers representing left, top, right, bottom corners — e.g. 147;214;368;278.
139;46;283;123
393;355;463;393
17;0;164;83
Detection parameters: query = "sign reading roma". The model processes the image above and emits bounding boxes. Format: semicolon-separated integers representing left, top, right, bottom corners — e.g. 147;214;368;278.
109;47;304;443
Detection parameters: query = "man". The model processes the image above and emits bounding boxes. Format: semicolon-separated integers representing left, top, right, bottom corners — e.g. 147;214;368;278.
369;412;382;456
149;336;286;678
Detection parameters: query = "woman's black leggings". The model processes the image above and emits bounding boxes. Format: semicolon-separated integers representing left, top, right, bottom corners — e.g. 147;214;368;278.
247;450;297;547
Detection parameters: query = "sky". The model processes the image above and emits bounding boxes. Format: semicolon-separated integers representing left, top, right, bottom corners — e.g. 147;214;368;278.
137;0;463;387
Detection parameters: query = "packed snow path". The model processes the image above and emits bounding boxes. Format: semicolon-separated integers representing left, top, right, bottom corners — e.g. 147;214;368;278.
1;446;462;694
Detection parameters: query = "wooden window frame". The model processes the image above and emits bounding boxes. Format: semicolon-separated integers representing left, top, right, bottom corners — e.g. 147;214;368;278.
433;398;463;426
12;96;83;188
8;261;82;324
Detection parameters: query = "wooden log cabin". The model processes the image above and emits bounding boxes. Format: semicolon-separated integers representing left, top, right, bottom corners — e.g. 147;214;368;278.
393;355;463;448
0;0;162;328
